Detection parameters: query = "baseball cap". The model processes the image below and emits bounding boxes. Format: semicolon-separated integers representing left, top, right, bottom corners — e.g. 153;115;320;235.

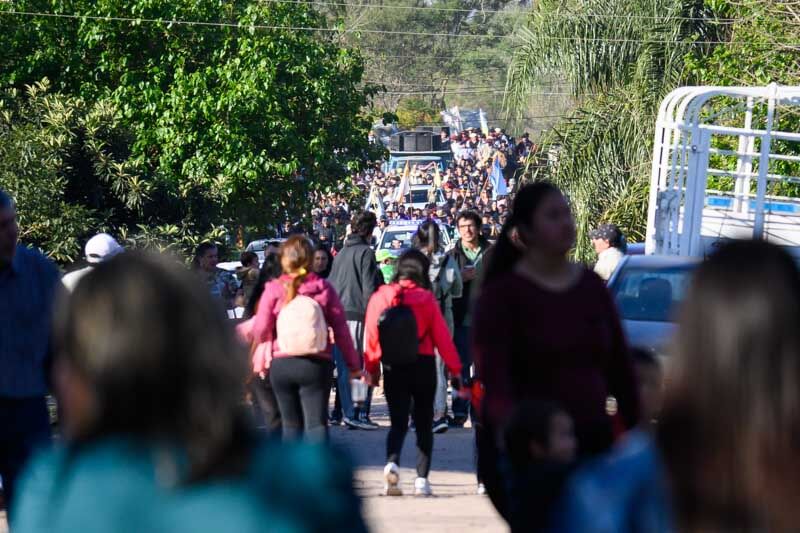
589;224;623;246
85;233;123;264
375;249;395;262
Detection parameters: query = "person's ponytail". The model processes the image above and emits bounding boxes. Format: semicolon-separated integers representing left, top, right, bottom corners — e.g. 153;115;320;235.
482;220;523;287
277;236;313;303
286;268;308;303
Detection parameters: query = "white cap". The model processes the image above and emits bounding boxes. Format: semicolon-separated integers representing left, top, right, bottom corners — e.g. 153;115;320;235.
85;233;123;264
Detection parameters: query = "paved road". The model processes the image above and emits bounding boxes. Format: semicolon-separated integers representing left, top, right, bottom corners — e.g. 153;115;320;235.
331;395;507;533
0;396;506;533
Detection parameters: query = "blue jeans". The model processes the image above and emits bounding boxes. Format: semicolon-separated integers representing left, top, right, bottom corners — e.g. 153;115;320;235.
452;325;472;420
332;347;373;420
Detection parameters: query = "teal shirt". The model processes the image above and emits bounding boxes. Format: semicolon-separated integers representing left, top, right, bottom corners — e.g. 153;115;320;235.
13;438;366;533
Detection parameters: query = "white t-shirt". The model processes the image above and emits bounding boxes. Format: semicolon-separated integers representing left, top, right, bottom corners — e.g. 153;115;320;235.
593;247;624;282
61;265;94;292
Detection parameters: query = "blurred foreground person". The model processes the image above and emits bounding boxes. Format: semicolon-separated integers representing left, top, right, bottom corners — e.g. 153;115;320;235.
557;240;800;533
13;252;366;533
0;189;60;517
473;182;640;518
659;240;800;532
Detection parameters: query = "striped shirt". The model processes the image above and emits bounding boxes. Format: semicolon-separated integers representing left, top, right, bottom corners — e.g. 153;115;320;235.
0;245;60;397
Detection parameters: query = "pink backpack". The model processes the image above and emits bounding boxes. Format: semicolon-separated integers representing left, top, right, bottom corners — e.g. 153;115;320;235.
276;295;329;356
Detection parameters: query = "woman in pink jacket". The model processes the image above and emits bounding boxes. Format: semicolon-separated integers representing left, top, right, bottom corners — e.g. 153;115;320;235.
365;249;463;497
251;236;361;440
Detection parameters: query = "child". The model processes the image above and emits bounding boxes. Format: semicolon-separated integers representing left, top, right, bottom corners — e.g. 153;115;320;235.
505;401;577;533
375;249;397;284
631;348;664;427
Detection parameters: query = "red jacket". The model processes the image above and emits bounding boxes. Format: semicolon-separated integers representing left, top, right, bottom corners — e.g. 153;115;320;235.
364;280;462;376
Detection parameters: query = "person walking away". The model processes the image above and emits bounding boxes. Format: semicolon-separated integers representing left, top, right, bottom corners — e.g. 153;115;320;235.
61;233;123;292
412;221;462;434
590;223;625;282
364;250;463;497
251;236;361;440
12;252;367;533
447;210;491;427
473;182;640;521
328;211;384;430
192;242;238;309
235;251;260;305
236;253;283;434
0;189;60;520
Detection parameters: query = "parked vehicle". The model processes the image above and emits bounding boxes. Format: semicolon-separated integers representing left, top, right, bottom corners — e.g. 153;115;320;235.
375;219;453;252
607;255;698;356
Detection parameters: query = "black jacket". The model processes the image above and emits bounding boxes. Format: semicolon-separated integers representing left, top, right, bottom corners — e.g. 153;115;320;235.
328;234;384;321
448;237;491;327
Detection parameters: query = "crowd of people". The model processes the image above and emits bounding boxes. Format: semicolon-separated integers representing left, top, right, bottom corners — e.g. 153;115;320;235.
4;110;800;533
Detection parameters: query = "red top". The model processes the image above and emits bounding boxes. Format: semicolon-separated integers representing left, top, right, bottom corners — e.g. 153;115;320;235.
251;272;360;371
364;280;463;376
473;269;640;441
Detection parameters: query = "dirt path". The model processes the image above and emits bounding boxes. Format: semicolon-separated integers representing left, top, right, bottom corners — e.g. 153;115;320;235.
331;395;507;533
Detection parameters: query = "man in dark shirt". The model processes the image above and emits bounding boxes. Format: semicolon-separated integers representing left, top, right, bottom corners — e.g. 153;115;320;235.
447;210;492;425
328;212;384;430
0;188;60;515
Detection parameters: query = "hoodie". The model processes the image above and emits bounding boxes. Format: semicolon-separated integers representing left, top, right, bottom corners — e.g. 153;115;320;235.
251;272;360;371
427;250;463;332
364;280;462;376
328;234;384;321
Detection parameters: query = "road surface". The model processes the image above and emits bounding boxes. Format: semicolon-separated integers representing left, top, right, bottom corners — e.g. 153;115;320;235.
331;395;507;533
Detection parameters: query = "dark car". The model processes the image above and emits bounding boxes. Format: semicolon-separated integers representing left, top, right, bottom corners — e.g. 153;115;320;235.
607;255;699;356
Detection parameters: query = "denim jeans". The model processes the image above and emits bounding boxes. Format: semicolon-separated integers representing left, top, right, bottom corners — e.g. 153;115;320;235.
332;346;355;420
451;325;473;420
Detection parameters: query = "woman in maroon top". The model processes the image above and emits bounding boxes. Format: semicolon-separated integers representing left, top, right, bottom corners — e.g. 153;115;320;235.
472;182;640;518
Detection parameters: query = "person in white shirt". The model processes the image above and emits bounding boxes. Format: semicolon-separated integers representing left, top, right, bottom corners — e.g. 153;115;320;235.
62;233;124;292
590;223;625;282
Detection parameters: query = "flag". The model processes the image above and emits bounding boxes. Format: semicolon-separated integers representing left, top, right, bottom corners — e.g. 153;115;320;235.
479;109;489;136
433;165;442;189
365;186;385;218
489;156;508;199
395;173;410;204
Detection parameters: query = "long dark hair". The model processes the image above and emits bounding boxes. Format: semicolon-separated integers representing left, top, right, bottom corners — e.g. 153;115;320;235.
392;249;432;291
312;241;334;279
412;220;441;257
244;253;282;319
482;182;562;286
658;240;800;532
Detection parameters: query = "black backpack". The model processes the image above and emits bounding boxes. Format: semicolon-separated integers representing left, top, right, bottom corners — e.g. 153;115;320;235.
378;290;419;366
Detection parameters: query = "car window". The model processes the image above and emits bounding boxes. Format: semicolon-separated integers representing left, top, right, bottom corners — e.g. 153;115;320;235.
410;189;429;204
611;266;694;322
379;226;451;250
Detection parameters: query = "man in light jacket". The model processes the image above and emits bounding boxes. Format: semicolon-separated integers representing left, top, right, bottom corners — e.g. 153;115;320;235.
328;211;384;430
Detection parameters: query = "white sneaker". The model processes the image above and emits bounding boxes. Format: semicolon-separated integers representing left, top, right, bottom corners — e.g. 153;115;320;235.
477;483;486;495
383;463;402;496
414;477;433;497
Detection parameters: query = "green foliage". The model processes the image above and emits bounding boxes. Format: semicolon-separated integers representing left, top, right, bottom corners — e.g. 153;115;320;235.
396;98;438;129
509;0;719;262
0;1;379;261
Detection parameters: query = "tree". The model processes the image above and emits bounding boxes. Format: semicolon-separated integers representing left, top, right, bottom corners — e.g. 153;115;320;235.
0;1;380;260
506;0;720;261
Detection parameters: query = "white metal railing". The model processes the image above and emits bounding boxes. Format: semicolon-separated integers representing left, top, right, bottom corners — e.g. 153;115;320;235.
646;84;800;257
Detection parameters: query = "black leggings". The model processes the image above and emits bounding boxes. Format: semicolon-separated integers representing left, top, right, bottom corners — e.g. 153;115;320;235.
384;356;437;478
269;357;333;441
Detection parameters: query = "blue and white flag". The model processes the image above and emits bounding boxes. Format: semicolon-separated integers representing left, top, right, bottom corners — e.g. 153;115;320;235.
490;156;508;199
